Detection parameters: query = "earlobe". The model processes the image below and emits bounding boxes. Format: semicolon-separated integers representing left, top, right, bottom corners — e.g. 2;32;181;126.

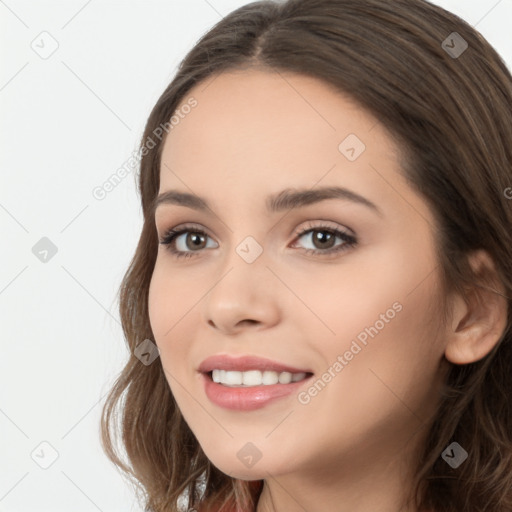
444;250;509;365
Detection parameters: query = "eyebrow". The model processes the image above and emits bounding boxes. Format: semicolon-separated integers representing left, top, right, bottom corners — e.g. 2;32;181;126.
152;186;383;217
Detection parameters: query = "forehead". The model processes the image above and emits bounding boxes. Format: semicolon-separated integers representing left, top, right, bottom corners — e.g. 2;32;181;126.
162;68;385;165
157;69;422;220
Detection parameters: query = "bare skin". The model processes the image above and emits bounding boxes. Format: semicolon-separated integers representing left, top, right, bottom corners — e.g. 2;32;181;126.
148;68;508;512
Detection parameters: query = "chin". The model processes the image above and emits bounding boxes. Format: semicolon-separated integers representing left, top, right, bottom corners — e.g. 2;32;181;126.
200;446;277;480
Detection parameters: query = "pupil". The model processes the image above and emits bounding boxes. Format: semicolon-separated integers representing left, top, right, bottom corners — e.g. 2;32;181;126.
189;233;205;249
314;231;333;248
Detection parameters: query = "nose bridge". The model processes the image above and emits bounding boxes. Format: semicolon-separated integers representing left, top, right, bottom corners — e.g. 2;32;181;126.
215;204;269;269
200;230;282;332
215;231;268;296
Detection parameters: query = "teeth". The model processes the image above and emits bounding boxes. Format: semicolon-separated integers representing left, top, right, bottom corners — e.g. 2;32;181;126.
262;370;279;385
211;369;308;387
291;372;307;382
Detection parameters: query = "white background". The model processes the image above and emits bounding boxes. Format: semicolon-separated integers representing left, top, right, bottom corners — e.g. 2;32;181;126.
0;0;510;510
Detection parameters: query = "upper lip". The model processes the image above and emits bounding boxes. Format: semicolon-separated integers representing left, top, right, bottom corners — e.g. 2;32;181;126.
198;354;313;374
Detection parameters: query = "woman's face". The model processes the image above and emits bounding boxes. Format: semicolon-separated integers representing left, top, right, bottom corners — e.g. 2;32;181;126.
148;68;449;481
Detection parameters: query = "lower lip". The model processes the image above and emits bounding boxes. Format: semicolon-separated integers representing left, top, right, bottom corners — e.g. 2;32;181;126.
201;372;312;411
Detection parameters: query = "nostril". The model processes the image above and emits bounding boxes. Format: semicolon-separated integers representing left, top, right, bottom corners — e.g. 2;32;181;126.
238;319;259;327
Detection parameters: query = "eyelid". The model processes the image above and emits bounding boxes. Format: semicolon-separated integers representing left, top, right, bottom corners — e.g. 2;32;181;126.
295;219;355;236
157;221;215;241
157;219;354;240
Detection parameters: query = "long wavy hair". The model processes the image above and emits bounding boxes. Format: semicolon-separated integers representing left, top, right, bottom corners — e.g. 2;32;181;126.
100;0;512;510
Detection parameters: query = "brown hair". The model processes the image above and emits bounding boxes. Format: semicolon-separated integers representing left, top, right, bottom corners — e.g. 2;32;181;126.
100;0;512;510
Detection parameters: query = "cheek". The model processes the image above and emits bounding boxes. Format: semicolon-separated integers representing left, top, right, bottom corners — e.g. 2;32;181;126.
308;249;444;420
148;267;189;402
315;283;444;436
148;285;198;430
147;263;201;392
147;260;203;341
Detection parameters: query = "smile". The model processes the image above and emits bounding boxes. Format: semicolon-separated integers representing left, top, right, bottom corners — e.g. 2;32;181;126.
201;371;314;411
211;369;309;387
198;354;314;410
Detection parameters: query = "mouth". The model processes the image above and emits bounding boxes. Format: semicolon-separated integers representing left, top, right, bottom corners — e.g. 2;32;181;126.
201;371;314;411
198;353;313;375
198;354;314;410
206;369;313;387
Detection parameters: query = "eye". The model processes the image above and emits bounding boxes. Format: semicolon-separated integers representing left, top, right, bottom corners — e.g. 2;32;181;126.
158;221;357;259
290;221;357;257
158;223;218;259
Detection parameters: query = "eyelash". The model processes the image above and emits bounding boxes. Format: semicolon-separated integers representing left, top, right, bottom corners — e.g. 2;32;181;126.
158;222;357;260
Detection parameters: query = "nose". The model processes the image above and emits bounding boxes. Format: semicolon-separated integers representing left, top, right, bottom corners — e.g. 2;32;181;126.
201;250;282;336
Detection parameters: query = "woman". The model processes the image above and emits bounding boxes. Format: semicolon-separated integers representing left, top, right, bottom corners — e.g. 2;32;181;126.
101;0;512;510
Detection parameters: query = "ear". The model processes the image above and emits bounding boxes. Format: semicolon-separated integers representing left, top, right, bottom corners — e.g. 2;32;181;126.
444;249;509;365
